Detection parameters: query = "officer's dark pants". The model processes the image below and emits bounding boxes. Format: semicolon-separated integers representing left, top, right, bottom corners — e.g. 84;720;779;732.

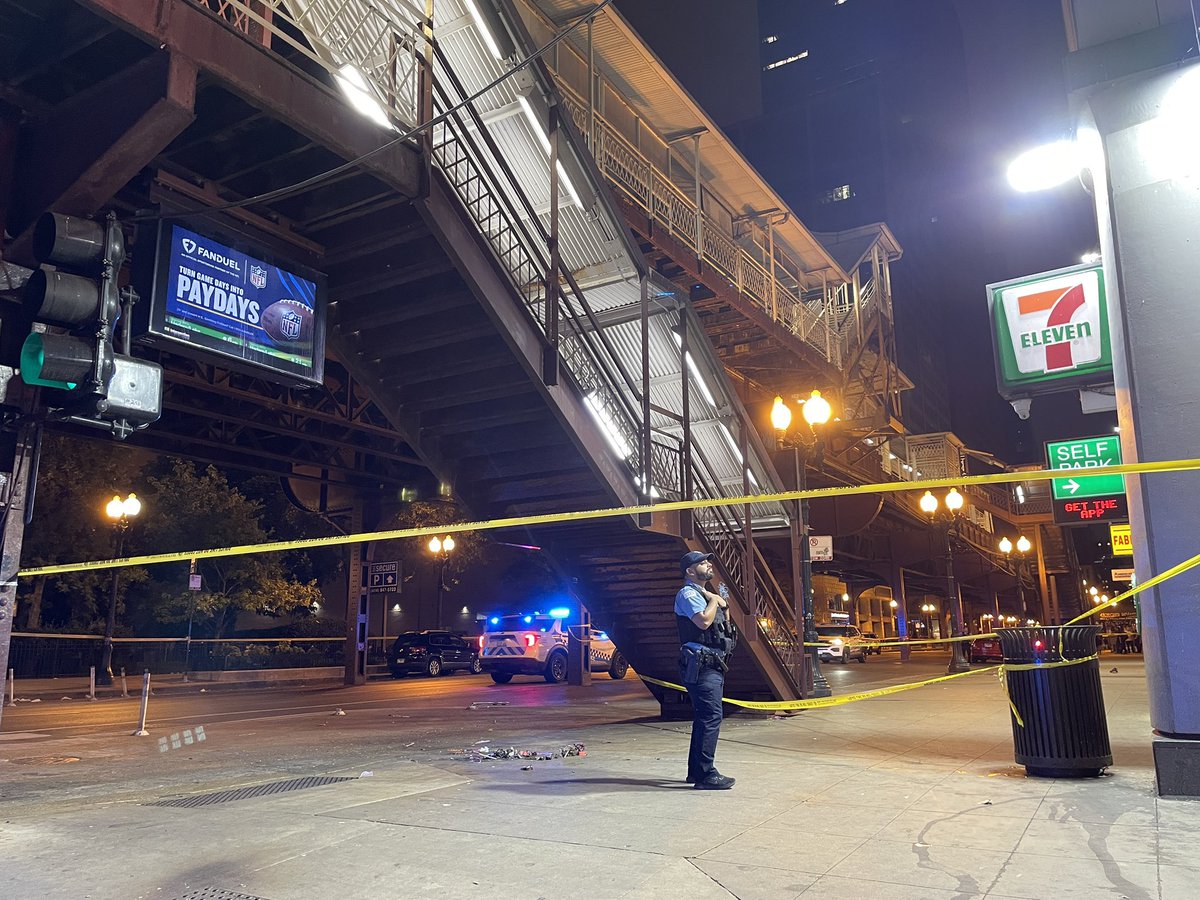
683;663;724;781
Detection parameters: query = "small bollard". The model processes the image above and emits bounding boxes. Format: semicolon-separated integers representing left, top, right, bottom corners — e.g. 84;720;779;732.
132;670;151;736
88;666;96;701
6;667;13;706
120;667;129;698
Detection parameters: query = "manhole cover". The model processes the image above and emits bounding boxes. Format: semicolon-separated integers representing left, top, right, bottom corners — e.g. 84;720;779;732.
172;889;272;900
12;756;81;765
149;775;356;808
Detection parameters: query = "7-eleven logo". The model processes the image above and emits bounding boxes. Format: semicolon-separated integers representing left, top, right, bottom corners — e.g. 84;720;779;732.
1002;271;1103;375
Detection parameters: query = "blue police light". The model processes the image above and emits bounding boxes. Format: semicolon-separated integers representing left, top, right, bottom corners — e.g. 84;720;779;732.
523;616;532;624
489;617;499;625
548;607;570;619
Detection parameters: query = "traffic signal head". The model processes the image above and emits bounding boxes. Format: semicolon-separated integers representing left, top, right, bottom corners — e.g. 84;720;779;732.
21;213;122;390
19;212;161;433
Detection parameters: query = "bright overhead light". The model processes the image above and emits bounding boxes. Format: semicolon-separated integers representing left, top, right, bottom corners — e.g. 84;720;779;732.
584;391;633;459
719;423;744;464
463;0;504;60
672;332;717;406
335;65;394;130
518;96;584;209
1080;251;1101;264
1006;139;1082;192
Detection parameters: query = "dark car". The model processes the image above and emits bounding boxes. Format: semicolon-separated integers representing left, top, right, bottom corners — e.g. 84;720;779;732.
970;636;1004;663
389;631;483;678
861;631;882;655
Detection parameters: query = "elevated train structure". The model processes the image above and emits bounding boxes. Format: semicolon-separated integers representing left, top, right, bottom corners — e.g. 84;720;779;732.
0;0;1073;712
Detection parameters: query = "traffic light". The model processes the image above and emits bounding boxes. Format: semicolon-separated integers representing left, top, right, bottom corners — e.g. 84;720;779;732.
21;212;161;438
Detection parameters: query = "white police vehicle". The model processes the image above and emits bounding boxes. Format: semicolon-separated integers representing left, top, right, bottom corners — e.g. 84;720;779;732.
479;611;629;684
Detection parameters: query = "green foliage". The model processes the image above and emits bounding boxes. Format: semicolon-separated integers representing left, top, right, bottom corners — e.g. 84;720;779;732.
140;460;326;637
373;498;486;592
19;435;150;630
20;437;332;638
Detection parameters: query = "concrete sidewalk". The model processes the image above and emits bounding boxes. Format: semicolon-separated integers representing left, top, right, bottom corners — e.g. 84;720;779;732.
1;657;1197;899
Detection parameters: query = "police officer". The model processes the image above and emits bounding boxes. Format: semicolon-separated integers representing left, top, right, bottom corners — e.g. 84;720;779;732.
675;550;737;790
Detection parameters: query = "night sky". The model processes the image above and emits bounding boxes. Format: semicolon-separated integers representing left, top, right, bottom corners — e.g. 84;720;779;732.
620;0;1106;465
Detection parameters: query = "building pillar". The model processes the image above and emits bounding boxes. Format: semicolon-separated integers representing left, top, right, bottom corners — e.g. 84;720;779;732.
1084;56;1200;794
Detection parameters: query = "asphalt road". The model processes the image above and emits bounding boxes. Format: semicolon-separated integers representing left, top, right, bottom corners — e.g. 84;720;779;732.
2;650;968;737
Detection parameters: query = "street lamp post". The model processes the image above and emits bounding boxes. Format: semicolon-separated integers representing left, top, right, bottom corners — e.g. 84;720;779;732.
772;390;832;698
921;602;937;637
997;535;1034;620
100;493;142;685
889;598;898;637
919;488;970;674
427;535;455;628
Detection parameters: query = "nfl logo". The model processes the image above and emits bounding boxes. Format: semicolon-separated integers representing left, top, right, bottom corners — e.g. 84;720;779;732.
249;265;267;290
280;309;303;341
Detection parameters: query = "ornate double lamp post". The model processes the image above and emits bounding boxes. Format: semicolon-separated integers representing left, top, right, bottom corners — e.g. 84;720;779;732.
100;493;142;685
998;534;1033;620
771;390;832;698
427;535;455;628
918;488;970;674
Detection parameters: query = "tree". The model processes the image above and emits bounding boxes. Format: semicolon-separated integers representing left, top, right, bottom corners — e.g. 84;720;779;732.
141;460;324;638
18;434;148;631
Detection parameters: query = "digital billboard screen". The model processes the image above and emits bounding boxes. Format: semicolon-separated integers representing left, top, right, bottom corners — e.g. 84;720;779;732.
137;220;326;385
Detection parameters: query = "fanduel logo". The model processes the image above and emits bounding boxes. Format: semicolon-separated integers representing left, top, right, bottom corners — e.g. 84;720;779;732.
181;238;197;254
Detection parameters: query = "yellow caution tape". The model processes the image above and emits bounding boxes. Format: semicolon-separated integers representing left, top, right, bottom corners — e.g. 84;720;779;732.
997;654;1101;727
640;665;997;711
17;456;1200;577
1064;547;1200;626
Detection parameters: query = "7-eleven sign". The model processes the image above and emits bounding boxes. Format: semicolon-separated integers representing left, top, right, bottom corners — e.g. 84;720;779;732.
988;263;1112;399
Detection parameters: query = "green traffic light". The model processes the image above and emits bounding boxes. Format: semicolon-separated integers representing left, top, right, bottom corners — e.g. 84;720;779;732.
20;333;78;390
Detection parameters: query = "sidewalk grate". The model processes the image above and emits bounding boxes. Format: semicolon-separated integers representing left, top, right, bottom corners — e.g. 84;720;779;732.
149;775;356;808
172;890;272;900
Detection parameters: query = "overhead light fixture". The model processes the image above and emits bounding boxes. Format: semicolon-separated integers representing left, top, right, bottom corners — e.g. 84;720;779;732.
584;391;633;459
1080;251;1101;264
518;96;584;209
335;64;394;130
720;423;744;464
1006;139;1082;192
671;331;717;406
463;0;504;60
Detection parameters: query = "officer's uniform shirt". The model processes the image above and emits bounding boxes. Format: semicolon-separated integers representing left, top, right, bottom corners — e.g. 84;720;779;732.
674;583;707;621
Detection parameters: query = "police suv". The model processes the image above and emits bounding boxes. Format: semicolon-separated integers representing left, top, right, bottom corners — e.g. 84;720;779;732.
479;613;629;684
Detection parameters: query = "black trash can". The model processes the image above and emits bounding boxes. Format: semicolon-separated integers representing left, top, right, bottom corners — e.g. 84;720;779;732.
997;625;1112;777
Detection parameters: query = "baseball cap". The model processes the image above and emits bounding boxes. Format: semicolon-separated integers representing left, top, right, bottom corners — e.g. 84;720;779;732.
680;551;715;575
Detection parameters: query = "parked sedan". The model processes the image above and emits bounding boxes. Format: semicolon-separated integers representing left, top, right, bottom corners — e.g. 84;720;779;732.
970;636;1004;663
389;631;483;677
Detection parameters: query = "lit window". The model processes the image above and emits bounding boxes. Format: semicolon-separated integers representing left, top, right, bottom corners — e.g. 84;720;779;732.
764;51;809;71
819;184;853;204
763;35;779;44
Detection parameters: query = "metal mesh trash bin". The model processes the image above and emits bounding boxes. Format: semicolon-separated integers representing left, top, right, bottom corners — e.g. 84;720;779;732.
997;625;1112;777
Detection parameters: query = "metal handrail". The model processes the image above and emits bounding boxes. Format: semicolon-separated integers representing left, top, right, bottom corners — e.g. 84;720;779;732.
554;90;843;367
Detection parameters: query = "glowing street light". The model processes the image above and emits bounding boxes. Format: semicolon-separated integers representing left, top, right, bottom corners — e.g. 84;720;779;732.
918;489;969;673
428;535;456;627
100;493;142;685
772;390;836;698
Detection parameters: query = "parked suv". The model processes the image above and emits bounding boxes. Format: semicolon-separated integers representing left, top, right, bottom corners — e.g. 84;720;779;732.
815;624;869;664
389;631;483;678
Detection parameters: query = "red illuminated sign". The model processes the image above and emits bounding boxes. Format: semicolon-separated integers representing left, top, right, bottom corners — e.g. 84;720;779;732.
1052;495;1129;526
